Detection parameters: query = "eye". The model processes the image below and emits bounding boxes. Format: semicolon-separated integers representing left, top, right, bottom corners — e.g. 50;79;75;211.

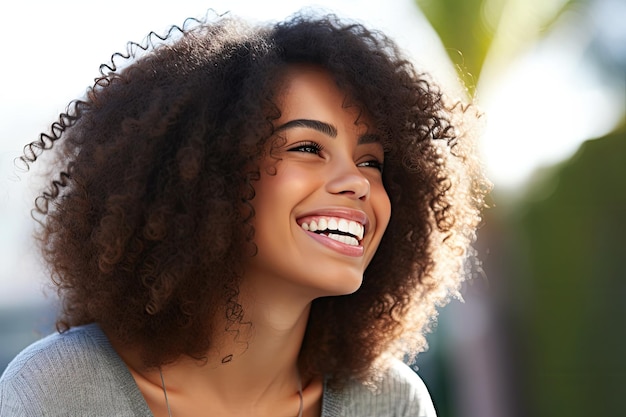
287;141;324;154
357;159;384;172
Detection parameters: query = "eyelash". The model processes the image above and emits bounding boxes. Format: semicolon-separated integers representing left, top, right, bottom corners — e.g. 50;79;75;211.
358;160;384;172
287;140;384;172
288;141;324;154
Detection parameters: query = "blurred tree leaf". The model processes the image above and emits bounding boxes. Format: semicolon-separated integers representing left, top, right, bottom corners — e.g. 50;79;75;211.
414;0;491;94
513;121;626;416
415;0;582;95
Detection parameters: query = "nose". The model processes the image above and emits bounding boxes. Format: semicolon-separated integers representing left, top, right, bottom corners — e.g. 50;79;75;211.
325;161;371;201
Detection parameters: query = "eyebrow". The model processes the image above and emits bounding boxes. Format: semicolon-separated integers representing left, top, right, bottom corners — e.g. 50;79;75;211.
274;118;381;145
275;119;337;138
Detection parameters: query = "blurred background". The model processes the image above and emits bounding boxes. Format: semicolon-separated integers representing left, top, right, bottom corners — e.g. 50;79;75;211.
0;0;624;416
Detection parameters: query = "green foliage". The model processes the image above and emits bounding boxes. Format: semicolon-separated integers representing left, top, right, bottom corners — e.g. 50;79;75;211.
415;0;580;95
415;0;491;94
511;125;626;416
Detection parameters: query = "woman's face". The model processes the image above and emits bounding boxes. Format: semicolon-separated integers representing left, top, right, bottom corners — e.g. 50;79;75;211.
245;65;391;298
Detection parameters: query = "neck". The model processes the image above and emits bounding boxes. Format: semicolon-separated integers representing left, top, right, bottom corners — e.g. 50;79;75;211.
156;277;315;416
237;274;316;382
115;273;323;416
205;294;311;400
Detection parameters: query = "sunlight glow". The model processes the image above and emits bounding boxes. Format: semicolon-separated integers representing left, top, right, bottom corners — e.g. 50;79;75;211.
479;13;624;189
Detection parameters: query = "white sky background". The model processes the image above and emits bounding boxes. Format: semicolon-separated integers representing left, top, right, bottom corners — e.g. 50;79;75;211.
0;0;622;305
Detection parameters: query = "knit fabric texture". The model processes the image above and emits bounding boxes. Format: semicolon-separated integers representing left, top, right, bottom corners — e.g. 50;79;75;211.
0;324;436;416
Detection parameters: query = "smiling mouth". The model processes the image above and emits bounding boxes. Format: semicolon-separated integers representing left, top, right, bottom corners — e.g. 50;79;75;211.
299;217;364;247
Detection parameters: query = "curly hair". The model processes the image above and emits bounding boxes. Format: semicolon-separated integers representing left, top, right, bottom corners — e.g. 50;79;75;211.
21;11;489;385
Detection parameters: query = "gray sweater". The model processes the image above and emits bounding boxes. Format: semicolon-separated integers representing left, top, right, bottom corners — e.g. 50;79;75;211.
0;324;436;416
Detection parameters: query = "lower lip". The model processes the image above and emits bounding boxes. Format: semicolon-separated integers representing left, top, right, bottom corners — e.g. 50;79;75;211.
303;230;365;257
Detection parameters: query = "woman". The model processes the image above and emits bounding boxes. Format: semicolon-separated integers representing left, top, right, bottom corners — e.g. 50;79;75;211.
0;11;488;417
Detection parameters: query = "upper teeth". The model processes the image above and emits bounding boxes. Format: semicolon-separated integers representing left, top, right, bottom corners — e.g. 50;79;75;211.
300;217;364;240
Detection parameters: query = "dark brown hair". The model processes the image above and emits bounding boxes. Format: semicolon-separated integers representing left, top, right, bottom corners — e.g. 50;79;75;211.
21;11;489;384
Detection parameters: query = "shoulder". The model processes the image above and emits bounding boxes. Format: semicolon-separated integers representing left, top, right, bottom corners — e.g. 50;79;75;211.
323;359;437;417
0;324;149;417
1;323;119;385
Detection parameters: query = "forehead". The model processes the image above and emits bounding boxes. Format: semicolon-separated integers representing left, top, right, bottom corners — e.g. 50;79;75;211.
273;64;372;129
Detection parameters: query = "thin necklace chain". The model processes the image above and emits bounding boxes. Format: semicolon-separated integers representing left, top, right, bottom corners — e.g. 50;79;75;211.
159;369;173;417
158;368;304;417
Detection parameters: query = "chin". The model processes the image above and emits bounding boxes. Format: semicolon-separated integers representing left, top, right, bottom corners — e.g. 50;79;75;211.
312;273;364;298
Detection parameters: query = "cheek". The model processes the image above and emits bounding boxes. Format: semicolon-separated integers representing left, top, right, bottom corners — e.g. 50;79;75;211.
373;184;392;229
363;188;391;267
255;163;320;201
250;191;280;238
249;165;305;223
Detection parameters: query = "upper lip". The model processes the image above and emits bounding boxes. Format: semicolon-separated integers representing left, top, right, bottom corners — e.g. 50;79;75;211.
296;208;370;237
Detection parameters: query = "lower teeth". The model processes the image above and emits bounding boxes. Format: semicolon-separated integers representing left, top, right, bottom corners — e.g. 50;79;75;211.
327;233;359;246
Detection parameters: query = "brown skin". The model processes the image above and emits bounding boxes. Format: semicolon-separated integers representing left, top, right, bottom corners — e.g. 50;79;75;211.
244;65;390;300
